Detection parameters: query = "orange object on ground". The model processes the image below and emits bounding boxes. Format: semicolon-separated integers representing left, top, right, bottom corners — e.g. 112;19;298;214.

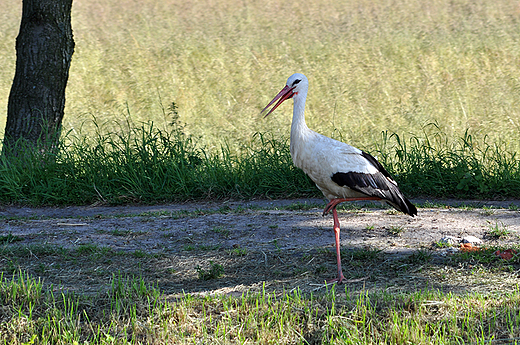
460;243;480;252
495;249;517;260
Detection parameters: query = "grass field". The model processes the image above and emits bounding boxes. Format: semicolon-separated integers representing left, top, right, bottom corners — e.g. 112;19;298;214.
1;0;520;151
2;270;520;344
1;0;520;204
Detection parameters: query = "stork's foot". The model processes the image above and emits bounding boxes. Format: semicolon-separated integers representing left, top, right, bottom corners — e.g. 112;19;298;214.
326;273;346;285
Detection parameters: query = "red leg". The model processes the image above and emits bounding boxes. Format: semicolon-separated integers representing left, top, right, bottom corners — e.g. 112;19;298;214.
323;197;381;216
326;207;345;284
323;197;380;285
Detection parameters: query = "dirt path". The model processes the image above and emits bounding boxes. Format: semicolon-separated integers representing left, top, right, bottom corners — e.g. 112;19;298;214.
1;199;520;297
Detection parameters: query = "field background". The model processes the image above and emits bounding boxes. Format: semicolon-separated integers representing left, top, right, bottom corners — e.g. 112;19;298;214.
1;0;520;152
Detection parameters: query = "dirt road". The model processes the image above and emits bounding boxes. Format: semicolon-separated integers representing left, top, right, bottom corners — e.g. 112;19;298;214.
1;199;519;296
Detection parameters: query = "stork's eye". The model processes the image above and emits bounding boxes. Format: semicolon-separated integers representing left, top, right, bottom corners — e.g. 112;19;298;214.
292;79;301;86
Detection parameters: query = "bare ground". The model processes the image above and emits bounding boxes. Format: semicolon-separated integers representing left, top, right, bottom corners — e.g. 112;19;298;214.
1;198;520;297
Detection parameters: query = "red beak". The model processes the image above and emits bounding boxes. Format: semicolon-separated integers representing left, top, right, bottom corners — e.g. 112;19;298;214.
261;85;295;118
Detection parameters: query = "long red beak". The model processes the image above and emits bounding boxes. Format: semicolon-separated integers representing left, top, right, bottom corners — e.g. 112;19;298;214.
261;85;295;118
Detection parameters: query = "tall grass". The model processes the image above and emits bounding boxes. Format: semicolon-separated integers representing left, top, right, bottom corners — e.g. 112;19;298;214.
0;120;519;205
375;123;520;198
2;271;520;344
0;119;316;205
2;0;520;152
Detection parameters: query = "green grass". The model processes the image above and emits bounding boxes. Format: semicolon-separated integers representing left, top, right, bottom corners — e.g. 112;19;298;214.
2;271;520;344
374;127;520;198
1;0;520;203
487;221;511;240
0;233;23;244
196;261;225;280
0;121;519;205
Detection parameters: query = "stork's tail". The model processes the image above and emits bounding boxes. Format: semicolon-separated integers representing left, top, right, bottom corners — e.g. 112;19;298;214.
386;191;417;217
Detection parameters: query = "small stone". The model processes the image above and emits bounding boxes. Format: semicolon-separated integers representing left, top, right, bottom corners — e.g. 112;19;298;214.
439;236;461;245
461;236;482;244
439;247;459;256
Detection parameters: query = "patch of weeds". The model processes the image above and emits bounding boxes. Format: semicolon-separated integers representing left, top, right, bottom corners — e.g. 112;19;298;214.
454;203;478;210
75;244;100;255
365;225;375;230
435;240;453;248
268;225;279;229
404;249;432;264
183;244;196;251
74;244;113;261
109;229;132;236
481;206;495;216
486;221;510;239
197;244;221;251
133;250;147;258
387;226;404;236
452;248;494;264
226;247;247;256
0;233;23;244
212;226;230;238
196;261;224;280
508;204;519;211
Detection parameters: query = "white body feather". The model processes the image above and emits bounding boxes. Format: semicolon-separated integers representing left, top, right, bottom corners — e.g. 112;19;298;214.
289;75;386;201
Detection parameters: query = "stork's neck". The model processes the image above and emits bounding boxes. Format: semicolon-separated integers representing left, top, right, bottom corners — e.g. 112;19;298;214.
290;90;310;140
289;89;313;164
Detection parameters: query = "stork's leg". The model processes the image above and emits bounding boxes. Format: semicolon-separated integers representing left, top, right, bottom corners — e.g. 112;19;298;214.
322;197;380;285
323;197;381;216
326;207;345;284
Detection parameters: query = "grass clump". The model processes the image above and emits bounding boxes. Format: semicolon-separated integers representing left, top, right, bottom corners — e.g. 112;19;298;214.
2;271;520;344
196;261;224;280
486;221;510;240
374;126;520;198
0;121;315;205
1;121;519;205
0;233;23;244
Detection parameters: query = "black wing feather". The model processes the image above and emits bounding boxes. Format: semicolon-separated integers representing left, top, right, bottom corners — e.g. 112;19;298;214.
331;151;417;216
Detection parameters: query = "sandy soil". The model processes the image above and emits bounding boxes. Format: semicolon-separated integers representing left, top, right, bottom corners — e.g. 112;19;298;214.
1;198;519;296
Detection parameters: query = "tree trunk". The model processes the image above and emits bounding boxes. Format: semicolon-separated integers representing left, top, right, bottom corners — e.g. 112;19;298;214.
3;0;74;156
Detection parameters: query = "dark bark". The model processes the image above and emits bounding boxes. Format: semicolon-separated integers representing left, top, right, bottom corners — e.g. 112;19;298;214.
3;0;74;156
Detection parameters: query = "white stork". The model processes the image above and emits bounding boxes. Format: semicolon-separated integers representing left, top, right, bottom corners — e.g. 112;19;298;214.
262;73;417;284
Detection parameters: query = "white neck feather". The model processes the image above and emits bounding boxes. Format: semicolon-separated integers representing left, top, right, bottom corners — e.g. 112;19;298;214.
290;90;310;139
290;89;313;161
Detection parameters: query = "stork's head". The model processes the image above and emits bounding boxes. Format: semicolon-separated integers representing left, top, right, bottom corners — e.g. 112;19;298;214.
261;73;308;118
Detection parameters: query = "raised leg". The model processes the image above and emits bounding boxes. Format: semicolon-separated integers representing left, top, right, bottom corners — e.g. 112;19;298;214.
323;197;381;216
